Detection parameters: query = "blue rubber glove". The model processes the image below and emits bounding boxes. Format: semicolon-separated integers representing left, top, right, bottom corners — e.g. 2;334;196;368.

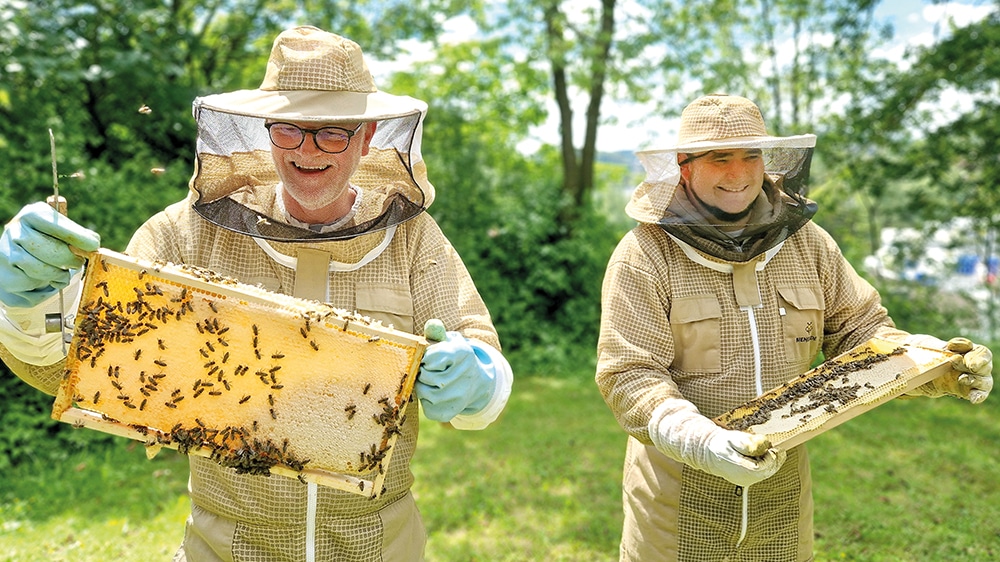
417;320;498;423
0;202;100;308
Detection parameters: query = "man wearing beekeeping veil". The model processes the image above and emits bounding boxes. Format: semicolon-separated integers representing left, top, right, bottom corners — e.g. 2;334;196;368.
596;94;993;561
0;26;512;561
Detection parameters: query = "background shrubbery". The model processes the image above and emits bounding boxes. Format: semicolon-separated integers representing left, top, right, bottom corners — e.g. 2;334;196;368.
2;0;999;487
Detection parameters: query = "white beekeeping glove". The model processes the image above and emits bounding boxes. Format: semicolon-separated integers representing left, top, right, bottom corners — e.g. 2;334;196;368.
648;398;786;488
905;335;994;404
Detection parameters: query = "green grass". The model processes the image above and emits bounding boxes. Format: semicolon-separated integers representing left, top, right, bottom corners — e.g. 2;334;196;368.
0;440;189;561
412;376;623;561
810;395;1000;561
2;374;999;561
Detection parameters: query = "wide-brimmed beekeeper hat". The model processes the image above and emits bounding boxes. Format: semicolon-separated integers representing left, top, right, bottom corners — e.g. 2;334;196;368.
651;93;816;153
627;94;818;262
628;94;816;222
188;25;434;242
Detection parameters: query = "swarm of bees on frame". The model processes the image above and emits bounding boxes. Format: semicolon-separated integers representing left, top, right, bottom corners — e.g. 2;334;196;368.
66;254;416;481
724;347;906;432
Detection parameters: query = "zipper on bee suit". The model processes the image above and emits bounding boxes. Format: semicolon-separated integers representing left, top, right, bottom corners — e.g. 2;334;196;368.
666;233;781;550
735;485;750;547
307;482;318;562
287;251;333;562
735;304;764;548
743;305;765;397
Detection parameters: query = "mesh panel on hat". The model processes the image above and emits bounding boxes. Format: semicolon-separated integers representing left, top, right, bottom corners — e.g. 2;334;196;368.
267;32;377;93
677;95;769;146
624;142;817;262
627;146;815;223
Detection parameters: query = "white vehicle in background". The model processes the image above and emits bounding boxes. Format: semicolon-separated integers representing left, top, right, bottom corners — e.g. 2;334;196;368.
864;217;999;341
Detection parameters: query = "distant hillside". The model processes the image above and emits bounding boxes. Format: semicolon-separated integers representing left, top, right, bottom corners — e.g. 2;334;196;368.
596;150;640;172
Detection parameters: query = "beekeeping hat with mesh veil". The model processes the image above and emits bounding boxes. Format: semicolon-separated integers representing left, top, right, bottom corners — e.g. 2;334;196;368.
188;25;433;242
627;94;818;262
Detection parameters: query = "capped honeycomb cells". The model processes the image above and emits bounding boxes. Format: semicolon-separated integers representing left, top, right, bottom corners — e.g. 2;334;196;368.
55;249;426;495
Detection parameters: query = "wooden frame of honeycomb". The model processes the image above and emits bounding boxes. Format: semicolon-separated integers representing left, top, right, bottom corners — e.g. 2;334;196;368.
53;249;428;498
714;337;955;449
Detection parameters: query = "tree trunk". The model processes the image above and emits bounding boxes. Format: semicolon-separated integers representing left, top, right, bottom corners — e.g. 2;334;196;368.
579;0;616;209
544;2;580;211
545;0;616;224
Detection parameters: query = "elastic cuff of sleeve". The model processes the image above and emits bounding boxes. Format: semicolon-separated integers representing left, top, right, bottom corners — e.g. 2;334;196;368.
0;269;84;365
449;339;513;430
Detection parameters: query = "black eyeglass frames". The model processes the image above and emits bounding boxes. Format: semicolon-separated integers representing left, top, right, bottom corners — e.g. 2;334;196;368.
265;122;364;154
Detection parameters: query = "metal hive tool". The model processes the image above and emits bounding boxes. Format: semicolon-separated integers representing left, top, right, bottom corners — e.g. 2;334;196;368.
714;337;956;449
53;248;427;498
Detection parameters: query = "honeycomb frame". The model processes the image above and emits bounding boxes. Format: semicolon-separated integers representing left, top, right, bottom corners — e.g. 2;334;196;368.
714;337;955;449
53;248;428;498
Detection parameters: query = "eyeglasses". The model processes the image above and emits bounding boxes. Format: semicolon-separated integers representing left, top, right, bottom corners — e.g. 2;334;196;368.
265;122;364;154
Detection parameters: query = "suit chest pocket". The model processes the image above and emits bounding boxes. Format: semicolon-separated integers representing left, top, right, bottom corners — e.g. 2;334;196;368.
355;283;415;334
670;295;722;373
776;285;824;366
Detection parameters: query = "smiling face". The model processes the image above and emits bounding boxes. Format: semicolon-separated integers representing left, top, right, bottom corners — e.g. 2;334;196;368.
269;121;376;224
678;148;766;228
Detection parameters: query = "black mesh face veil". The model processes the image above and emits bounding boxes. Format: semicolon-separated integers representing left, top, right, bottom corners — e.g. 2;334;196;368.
187;103;433;243
627;141;818;263
760;145;813;199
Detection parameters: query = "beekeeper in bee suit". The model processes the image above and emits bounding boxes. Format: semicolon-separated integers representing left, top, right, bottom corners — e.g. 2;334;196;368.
595;93;993;561
0;25;512;561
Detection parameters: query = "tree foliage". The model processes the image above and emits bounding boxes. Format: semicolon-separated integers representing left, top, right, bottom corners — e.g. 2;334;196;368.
2;2;999;466
0;0;466;230
386;39;625;369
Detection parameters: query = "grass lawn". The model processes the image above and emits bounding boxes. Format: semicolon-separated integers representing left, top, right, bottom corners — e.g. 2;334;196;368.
0;441;189;561
810;394;1000;561
1;373;999;561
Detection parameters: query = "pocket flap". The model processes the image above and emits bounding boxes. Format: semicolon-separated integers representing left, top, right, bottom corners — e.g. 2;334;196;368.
777;285;824;310
355;284;415;316
671;295;722;323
